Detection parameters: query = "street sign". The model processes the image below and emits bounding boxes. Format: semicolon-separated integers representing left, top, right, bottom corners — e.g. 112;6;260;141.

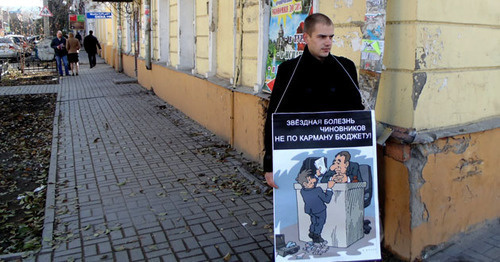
40;6;53;17
86;12;112;19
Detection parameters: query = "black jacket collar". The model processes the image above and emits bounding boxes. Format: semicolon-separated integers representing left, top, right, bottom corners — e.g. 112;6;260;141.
301;45;336;66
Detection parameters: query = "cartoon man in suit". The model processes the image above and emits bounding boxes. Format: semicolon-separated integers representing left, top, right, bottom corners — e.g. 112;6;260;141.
296;170;335;243
320;151;361;184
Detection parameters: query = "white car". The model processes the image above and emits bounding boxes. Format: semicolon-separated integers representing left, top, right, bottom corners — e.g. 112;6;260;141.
6;35;27;46
6;34;32;57
0;37;21;61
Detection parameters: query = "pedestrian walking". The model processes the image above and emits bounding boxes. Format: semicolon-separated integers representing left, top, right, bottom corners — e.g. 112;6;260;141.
263;13;364;188
50;30;70;76
75;31;82;45
83;30;101;68
66;32;81;76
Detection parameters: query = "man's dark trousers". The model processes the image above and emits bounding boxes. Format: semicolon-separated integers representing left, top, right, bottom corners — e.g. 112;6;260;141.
88;53;96;68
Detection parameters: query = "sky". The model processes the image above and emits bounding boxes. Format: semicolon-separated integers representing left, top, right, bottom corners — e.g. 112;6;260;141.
0;0;43;9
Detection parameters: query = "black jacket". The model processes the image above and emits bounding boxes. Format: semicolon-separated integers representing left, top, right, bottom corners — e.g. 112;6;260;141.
263;46;364;172
50;37;68;56
83;35;101;54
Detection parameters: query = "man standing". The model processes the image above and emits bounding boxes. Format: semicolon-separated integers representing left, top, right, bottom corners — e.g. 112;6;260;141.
263;13;364;188
83;30;101;68
50;30;70;76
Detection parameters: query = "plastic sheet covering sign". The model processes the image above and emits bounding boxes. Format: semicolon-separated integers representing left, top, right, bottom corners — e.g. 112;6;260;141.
272;110;381;261
262;0;314;93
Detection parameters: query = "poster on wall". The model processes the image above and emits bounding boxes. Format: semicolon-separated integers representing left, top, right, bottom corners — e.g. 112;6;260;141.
262;0;314;93
69;14;85;30
358;0;388;109
272;110;381;261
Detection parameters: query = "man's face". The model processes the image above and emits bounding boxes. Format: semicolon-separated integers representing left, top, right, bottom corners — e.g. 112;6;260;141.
57;32;62;38
304;176;317;189
333;155;349;175
303;23;334;61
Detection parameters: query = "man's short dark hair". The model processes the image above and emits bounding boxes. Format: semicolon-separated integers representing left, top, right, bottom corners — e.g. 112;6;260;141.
335;151;351;163
304;13;333;36
89;30;93;35
296;169;314;186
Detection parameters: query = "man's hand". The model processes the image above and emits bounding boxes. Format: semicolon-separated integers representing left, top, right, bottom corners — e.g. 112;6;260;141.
265;172;278;189
333;174;348;183
327;180;335;189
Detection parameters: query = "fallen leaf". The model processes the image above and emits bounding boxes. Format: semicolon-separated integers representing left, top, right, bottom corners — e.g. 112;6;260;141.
117;180;128;186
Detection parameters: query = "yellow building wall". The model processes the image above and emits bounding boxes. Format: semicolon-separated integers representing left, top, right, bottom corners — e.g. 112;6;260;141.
381;128;500;260
195;0;209;75
216;1;234;80
122;54;135;77
380;154;412;260
105;13;114;47
139;3;145;59
152;0;160;60
377;0;500;130
169;0;179;66
102;44;115;68
239;0;259;87
410;128;500;257
233;92;267;162
319;0;364;67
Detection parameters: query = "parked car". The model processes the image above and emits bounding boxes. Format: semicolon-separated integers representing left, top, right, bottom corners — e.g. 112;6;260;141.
6;34;32;57
0;37;21;61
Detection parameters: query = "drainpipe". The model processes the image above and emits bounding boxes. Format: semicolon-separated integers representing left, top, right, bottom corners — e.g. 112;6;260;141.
145;0;152;70
232;0;244;87
117;3;123;72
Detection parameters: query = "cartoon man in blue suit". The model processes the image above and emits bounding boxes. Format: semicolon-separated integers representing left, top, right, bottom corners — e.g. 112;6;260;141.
296;169;335;243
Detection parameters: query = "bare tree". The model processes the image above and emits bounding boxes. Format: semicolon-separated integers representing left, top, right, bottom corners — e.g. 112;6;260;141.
48;0;74;35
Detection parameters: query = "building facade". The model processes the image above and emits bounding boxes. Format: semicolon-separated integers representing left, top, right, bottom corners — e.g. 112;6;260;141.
90;0;499;260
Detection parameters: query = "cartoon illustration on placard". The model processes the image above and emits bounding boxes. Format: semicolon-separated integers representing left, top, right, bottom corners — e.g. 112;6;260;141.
273;149;378;261
272;111;380;261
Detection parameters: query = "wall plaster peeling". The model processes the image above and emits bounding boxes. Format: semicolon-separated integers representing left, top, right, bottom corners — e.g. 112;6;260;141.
404;135;472;228
412;72;427;110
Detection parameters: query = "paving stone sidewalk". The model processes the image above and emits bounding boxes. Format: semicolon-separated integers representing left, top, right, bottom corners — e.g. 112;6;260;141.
1;52;498;262
1;52;274;262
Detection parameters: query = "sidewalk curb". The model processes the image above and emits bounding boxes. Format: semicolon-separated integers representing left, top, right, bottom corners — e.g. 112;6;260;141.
38;90;62;259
